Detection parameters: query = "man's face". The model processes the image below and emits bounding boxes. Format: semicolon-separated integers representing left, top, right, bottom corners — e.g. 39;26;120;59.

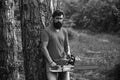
53;15;64;23
53;15;64;29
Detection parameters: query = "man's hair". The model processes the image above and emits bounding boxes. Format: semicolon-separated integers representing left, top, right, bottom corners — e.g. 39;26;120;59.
52;10;64;18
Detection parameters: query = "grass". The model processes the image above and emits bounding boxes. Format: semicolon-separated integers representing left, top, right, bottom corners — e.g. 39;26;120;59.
68;28;120;80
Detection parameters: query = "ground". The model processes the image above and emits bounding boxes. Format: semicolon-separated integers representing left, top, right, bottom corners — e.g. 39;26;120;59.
69;29;120;80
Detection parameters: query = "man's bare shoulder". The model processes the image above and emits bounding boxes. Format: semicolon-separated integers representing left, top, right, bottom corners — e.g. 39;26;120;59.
40;27;50;42
41;27;50;34
62;27;68;34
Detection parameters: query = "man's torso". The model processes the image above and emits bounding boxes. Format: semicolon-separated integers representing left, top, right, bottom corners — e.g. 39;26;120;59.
44;27;67;61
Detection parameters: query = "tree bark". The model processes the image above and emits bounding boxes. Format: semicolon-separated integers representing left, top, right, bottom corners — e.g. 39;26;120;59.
0;0;62;80
21;0;61;80
0;0;25;80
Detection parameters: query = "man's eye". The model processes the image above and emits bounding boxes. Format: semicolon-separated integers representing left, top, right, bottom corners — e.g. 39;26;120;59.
56;18;63;19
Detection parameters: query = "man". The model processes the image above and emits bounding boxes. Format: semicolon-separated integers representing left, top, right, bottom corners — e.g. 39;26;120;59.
41;10;71;80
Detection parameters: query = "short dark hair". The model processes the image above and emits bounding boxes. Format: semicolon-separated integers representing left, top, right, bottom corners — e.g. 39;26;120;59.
52;10;64;18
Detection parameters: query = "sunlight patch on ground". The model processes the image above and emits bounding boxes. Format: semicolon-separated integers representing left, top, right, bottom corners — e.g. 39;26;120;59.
85;49;101;54
98;39;110;43
79;33;88;37
75;56;82;61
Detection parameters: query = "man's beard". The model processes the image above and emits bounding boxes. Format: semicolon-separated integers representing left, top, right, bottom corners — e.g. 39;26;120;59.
53;22;62;29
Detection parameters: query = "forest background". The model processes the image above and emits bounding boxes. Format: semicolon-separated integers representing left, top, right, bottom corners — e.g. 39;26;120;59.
0;0;120;80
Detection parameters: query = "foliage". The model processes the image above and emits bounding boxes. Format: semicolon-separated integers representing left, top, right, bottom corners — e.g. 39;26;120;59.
66;28;79;40
70;30;120;80
63;0;120;33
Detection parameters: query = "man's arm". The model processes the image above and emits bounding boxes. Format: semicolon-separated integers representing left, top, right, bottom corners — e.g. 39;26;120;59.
41;42;57;66
40;30;56;66
67;46;71;55
64;29;71;56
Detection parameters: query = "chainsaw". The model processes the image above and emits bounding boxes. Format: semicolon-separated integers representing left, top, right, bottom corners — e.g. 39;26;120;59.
49;55;75;72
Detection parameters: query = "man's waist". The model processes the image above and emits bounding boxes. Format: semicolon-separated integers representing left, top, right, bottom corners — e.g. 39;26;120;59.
54;58;69;65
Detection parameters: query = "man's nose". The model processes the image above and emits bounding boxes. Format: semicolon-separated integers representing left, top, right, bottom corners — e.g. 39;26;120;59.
58;19;63;22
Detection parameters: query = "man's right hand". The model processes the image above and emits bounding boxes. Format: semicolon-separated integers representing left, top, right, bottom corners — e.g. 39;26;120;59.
50;61;57;67
50;62;60;70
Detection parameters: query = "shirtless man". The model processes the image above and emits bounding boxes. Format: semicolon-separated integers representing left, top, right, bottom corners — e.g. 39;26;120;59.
41;10;71;80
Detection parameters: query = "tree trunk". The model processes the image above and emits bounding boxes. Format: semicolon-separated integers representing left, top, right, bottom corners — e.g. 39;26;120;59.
0;0;25;80
0;0;62;80
21;0;62;80
0;1;8;80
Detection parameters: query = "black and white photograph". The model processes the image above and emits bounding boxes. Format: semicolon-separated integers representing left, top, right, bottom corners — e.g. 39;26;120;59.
0;0;120;80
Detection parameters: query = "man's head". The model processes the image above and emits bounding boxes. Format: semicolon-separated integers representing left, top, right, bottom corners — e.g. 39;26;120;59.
52;10;64;29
